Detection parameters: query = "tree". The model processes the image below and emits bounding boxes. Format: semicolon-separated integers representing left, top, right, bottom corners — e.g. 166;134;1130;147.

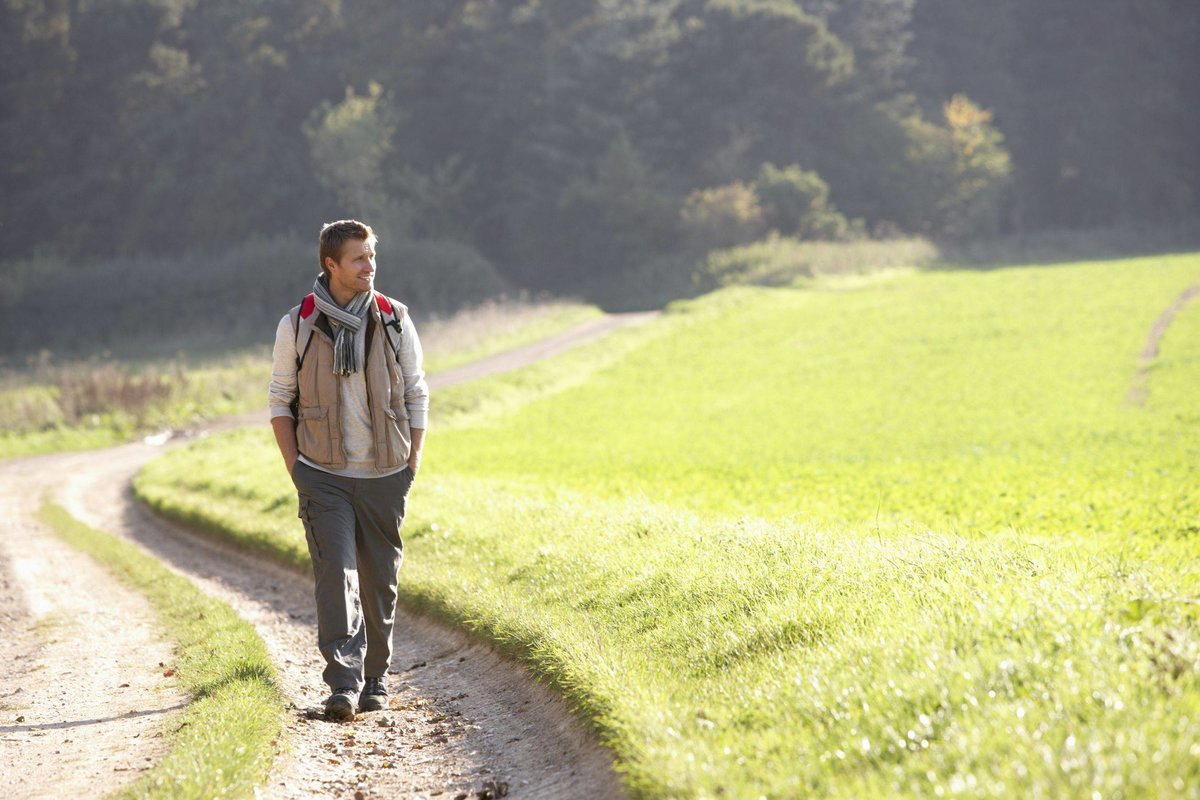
754;163;855;240
304;82;400;222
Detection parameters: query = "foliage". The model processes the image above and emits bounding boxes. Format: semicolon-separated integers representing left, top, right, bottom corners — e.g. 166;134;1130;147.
136;251;1200;797
550;132;682;290
679;181;766;253
41;502;282;800
20;0;1173;304
899;96;1012;239
304;82;401;222
753;163;860;240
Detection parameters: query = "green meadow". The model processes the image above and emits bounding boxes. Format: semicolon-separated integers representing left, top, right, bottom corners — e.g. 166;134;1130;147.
135;253;1200;798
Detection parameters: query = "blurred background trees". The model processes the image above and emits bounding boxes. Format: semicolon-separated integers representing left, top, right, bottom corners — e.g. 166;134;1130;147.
1;0;1196;308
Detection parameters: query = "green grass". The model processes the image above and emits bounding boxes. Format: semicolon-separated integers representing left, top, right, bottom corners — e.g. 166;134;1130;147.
39;502;283;799
134;253;1200;798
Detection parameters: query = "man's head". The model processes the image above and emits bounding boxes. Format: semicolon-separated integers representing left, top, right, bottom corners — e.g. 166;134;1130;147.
319;219;377;277
318;219;378;299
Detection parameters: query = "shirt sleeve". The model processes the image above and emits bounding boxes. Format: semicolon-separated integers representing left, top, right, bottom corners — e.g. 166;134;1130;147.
268;313;298;420
399;311;430;429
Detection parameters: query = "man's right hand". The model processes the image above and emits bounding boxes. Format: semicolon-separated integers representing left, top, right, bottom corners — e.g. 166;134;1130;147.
272;415;301;479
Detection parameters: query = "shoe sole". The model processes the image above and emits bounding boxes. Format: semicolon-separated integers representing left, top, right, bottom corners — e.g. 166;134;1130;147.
358;697;386;713
325;699;355;721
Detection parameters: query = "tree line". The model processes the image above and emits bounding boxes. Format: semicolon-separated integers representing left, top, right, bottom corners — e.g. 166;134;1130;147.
2;0;1196;297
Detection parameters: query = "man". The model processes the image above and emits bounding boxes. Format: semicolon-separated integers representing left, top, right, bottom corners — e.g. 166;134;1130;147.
268;219;428;720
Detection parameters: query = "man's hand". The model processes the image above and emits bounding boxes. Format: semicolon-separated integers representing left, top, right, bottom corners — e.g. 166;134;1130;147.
408;427;425;475
272;416;300;478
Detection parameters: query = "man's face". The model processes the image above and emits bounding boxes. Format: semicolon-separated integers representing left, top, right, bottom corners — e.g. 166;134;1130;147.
326;238;376;297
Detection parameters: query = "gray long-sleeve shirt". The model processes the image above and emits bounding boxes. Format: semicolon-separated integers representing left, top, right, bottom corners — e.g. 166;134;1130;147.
268;310;429;479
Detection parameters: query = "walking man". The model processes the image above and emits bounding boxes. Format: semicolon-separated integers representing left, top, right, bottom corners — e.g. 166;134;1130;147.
268;219;428;720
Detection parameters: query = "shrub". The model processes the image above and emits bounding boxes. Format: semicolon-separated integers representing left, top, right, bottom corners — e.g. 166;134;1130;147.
680;182;767;253
754;163;859;240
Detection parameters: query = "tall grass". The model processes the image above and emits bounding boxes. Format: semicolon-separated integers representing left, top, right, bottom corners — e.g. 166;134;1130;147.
695;234;939;290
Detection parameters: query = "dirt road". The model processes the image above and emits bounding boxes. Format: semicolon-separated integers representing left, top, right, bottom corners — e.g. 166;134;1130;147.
0;312;654;798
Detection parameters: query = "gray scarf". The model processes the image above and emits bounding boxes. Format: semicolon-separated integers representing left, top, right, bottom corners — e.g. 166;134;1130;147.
312;274;372;376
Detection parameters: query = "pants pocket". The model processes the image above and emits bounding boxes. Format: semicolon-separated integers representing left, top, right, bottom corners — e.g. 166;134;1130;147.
298;495;324;562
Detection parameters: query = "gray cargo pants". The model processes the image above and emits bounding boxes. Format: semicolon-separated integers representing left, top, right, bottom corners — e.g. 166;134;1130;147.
292;460;414;691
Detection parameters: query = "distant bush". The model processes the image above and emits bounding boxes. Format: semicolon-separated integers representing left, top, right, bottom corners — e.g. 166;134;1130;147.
680;182;767;253
753;163;862;241
695;235;939;290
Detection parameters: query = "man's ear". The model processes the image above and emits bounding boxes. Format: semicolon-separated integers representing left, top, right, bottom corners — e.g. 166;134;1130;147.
323;256;337;273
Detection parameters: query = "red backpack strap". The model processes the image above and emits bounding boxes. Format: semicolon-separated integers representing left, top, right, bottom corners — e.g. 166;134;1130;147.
373;291;393;316
292;293;317;369
374;291;404;361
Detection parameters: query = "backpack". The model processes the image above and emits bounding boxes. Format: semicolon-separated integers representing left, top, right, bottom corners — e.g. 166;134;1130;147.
290;291;405;371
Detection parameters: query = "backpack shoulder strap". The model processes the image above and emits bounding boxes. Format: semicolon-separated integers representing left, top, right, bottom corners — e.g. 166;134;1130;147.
373;291;405;362
292;293;317;369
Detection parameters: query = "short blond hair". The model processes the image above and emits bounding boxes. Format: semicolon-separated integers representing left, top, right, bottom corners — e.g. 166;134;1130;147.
318;219;377;276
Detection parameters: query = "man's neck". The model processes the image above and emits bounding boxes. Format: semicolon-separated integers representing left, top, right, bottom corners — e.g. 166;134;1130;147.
329;285;358;307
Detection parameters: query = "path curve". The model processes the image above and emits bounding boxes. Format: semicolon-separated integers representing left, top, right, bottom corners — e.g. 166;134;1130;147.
0;459;184;797
1127;284;1200;405
1;311;658;798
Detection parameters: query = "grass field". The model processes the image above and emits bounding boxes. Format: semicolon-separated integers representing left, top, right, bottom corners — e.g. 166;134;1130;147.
135;253;1200;798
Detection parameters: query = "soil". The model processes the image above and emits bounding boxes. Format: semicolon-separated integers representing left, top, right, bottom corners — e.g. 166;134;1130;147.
0;312;651;799
0;458;184;797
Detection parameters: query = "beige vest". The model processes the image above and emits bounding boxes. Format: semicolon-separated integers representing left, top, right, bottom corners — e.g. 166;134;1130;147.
293;305;411;471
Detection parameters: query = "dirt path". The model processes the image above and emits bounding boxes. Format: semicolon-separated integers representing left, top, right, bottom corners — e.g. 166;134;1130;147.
0;459;185;797
1;312;654;798
426;311;659;391
1127;283;1200;405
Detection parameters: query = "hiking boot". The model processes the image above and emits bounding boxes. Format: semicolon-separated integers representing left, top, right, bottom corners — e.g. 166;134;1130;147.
325;687;357;721
359;677;388;712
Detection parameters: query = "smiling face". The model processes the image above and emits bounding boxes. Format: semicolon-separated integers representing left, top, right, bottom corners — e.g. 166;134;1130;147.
324;237;376;304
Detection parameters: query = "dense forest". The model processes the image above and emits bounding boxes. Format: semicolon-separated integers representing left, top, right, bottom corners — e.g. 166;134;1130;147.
2;0;1197;296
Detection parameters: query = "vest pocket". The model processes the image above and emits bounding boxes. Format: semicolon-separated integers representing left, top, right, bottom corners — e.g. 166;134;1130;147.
296;405;333;464
382;407;411;468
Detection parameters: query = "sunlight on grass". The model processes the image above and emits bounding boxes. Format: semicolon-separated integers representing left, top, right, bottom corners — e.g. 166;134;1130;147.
135;253;1200;797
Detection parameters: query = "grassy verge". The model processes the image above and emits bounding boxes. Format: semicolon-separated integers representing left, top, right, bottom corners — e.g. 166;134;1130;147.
40;502;283;799
134;253;1200;797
